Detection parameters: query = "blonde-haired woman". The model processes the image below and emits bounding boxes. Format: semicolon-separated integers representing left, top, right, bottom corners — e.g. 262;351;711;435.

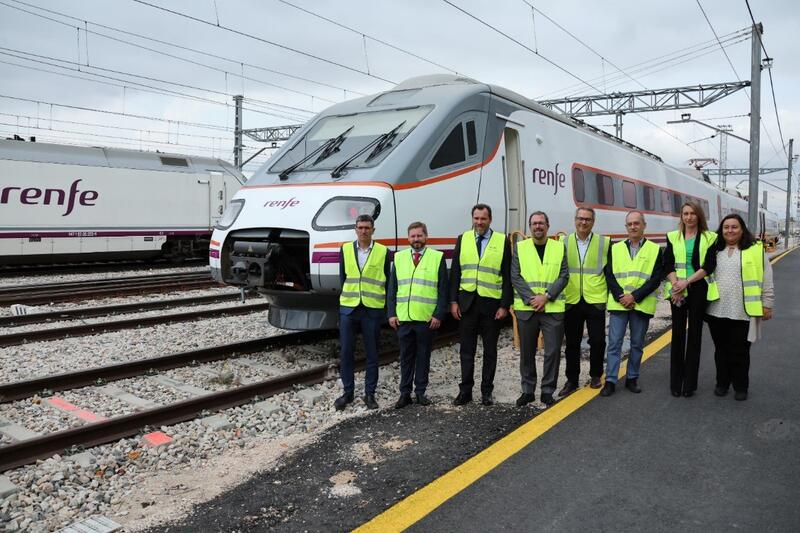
663;201;717;397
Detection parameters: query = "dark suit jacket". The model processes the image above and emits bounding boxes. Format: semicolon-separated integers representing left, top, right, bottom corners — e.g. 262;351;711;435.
448;231;513;313
339;240;391;317
386;249;449;321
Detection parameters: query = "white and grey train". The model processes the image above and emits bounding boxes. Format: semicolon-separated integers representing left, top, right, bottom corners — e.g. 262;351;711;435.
209;74;778;330
0;139;245;264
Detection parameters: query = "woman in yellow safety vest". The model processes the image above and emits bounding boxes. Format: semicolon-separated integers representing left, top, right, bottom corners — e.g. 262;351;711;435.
663;201;718;398
705;214;774;401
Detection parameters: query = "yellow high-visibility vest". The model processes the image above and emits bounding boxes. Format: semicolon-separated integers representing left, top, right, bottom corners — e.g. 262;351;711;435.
459;230;505;299
561;232;609;305
512;238;566;313
607;239;659;315
340;241;387;308
741;242;764;317
394;248;443;322
664;230;719;301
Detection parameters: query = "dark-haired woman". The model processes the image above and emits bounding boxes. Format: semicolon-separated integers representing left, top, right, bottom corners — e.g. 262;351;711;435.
705;214;774;401
664;202;718;397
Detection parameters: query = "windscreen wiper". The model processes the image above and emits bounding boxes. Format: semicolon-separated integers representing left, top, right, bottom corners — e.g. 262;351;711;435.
330;121;406;179
278;125;354;180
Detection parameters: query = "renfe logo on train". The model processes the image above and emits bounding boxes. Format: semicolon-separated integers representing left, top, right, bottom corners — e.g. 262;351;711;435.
531;163;566;195
0;179;98;216
263;197;300;209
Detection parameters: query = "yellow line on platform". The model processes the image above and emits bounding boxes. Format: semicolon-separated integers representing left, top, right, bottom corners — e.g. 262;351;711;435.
770;245;798;265
355;331;673;532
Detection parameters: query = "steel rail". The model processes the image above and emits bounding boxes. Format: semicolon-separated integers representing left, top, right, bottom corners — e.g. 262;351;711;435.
0;302;270;347
0;292;242;327
0;330;460;473
0;279;217;306
0;259;206;277
0;272;209;294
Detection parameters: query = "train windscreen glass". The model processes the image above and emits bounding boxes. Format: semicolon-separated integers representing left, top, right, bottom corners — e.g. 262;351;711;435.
268;106;433;176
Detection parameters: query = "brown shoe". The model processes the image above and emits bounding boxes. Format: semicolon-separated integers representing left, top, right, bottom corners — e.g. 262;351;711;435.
589;377;602;389
557;381;577;398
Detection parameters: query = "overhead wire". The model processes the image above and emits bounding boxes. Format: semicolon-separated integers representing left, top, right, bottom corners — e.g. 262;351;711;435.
129;0;396;85
2;0;363;98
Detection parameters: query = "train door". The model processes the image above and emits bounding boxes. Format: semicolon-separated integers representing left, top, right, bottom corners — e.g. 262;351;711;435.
209;171;226;227
503;127;526;236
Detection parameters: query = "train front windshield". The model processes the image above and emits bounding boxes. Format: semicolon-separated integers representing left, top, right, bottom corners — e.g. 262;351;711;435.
266;106;433;179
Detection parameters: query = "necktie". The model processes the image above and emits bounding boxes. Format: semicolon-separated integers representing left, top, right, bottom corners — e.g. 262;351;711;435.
476;233;485;258
413;252;421;266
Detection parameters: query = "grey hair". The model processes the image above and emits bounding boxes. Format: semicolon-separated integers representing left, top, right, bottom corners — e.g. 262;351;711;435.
625;210;646;224
574;206;596;219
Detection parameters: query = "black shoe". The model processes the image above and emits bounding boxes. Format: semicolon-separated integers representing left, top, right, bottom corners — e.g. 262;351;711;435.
558;381;578;398
600;382;615;397
363;394;379;410
624;378;642;394
714;386;729;397
683;391;694;398
541;393;555;406
453;392;472;406
734;391;748;401
415;394;431;406
481;394;494;406
334;392;354;411
671;390;681;397
589;377;603;389
394;394;412;409
515;393;536;407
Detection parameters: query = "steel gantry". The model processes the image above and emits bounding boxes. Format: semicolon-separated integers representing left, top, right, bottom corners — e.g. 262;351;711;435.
242;124;304;143
539;81;750;138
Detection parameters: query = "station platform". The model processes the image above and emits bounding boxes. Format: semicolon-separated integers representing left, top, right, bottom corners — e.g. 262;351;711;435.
360;247;800;532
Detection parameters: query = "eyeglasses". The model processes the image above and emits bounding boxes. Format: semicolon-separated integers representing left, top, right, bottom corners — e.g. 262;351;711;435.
575;217;594;223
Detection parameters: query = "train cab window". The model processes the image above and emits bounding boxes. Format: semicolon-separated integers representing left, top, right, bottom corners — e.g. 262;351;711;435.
596;174;614;205
572;167;585;202
430;123;466;170
660;190;670;213
466;121;478;156
622;180;637;208
643;185;655;211
672;193;683;214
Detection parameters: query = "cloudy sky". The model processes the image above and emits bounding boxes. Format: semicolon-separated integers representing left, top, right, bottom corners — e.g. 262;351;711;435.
1;0;797;214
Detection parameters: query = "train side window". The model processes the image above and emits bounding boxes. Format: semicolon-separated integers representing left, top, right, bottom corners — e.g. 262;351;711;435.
596;173;614;205
643;185;655;211
661;190;671;213
622;180;637;208
702;199;710;217
672;193;683;214
430;123;466;170
573;167;585;202
466;121;478;156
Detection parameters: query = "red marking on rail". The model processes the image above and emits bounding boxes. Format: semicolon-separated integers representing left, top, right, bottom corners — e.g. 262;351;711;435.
46;396;108;423
142;431;173;447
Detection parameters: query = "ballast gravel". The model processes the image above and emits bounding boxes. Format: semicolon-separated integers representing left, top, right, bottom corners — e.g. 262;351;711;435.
0;297;673;532
0;265;210;289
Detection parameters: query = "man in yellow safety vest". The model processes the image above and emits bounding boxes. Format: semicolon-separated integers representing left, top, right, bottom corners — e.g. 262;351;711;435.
601;211;664;397
335;214;391;411
449;203;512;406
387;221;449;408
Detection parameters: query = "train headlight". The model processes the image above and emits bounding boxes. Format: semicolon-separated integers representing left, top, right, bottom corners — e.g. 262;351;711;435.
312;197;380;231
216;199;245;230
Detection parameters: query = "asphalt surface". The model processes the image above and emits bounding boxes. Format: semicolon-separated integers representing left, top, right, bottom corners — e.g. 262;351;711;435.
147;402;536;532
413;249;800;533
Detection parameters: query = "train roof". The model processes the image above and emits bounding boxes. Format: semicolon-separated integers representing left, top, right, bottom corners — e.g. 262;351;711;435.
0;139;244;181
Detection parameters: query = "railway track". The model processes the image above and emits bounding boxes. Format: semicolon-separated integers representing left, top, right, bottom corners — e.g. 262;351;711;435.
0;292;244;327
0;328;460;473
0;258;207;278
0;272;216;306
0;301;270;347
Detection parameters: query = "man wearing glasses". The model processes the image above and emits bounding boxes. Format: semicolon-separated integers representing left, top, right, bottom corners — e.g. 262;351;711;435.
558;207;611;397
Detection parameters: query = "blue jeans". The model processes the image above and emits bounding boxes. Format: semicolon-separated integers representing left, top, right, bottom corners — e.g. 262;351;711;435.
605;311;650;383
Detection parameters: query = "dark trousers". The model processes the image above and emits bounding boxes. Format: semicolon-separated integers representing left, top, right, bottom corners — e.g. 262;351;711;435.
458;301;501;396
670;282;708;394
397;321;434;396
563;299;606;384
339;306;381;395
706;315;751;392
